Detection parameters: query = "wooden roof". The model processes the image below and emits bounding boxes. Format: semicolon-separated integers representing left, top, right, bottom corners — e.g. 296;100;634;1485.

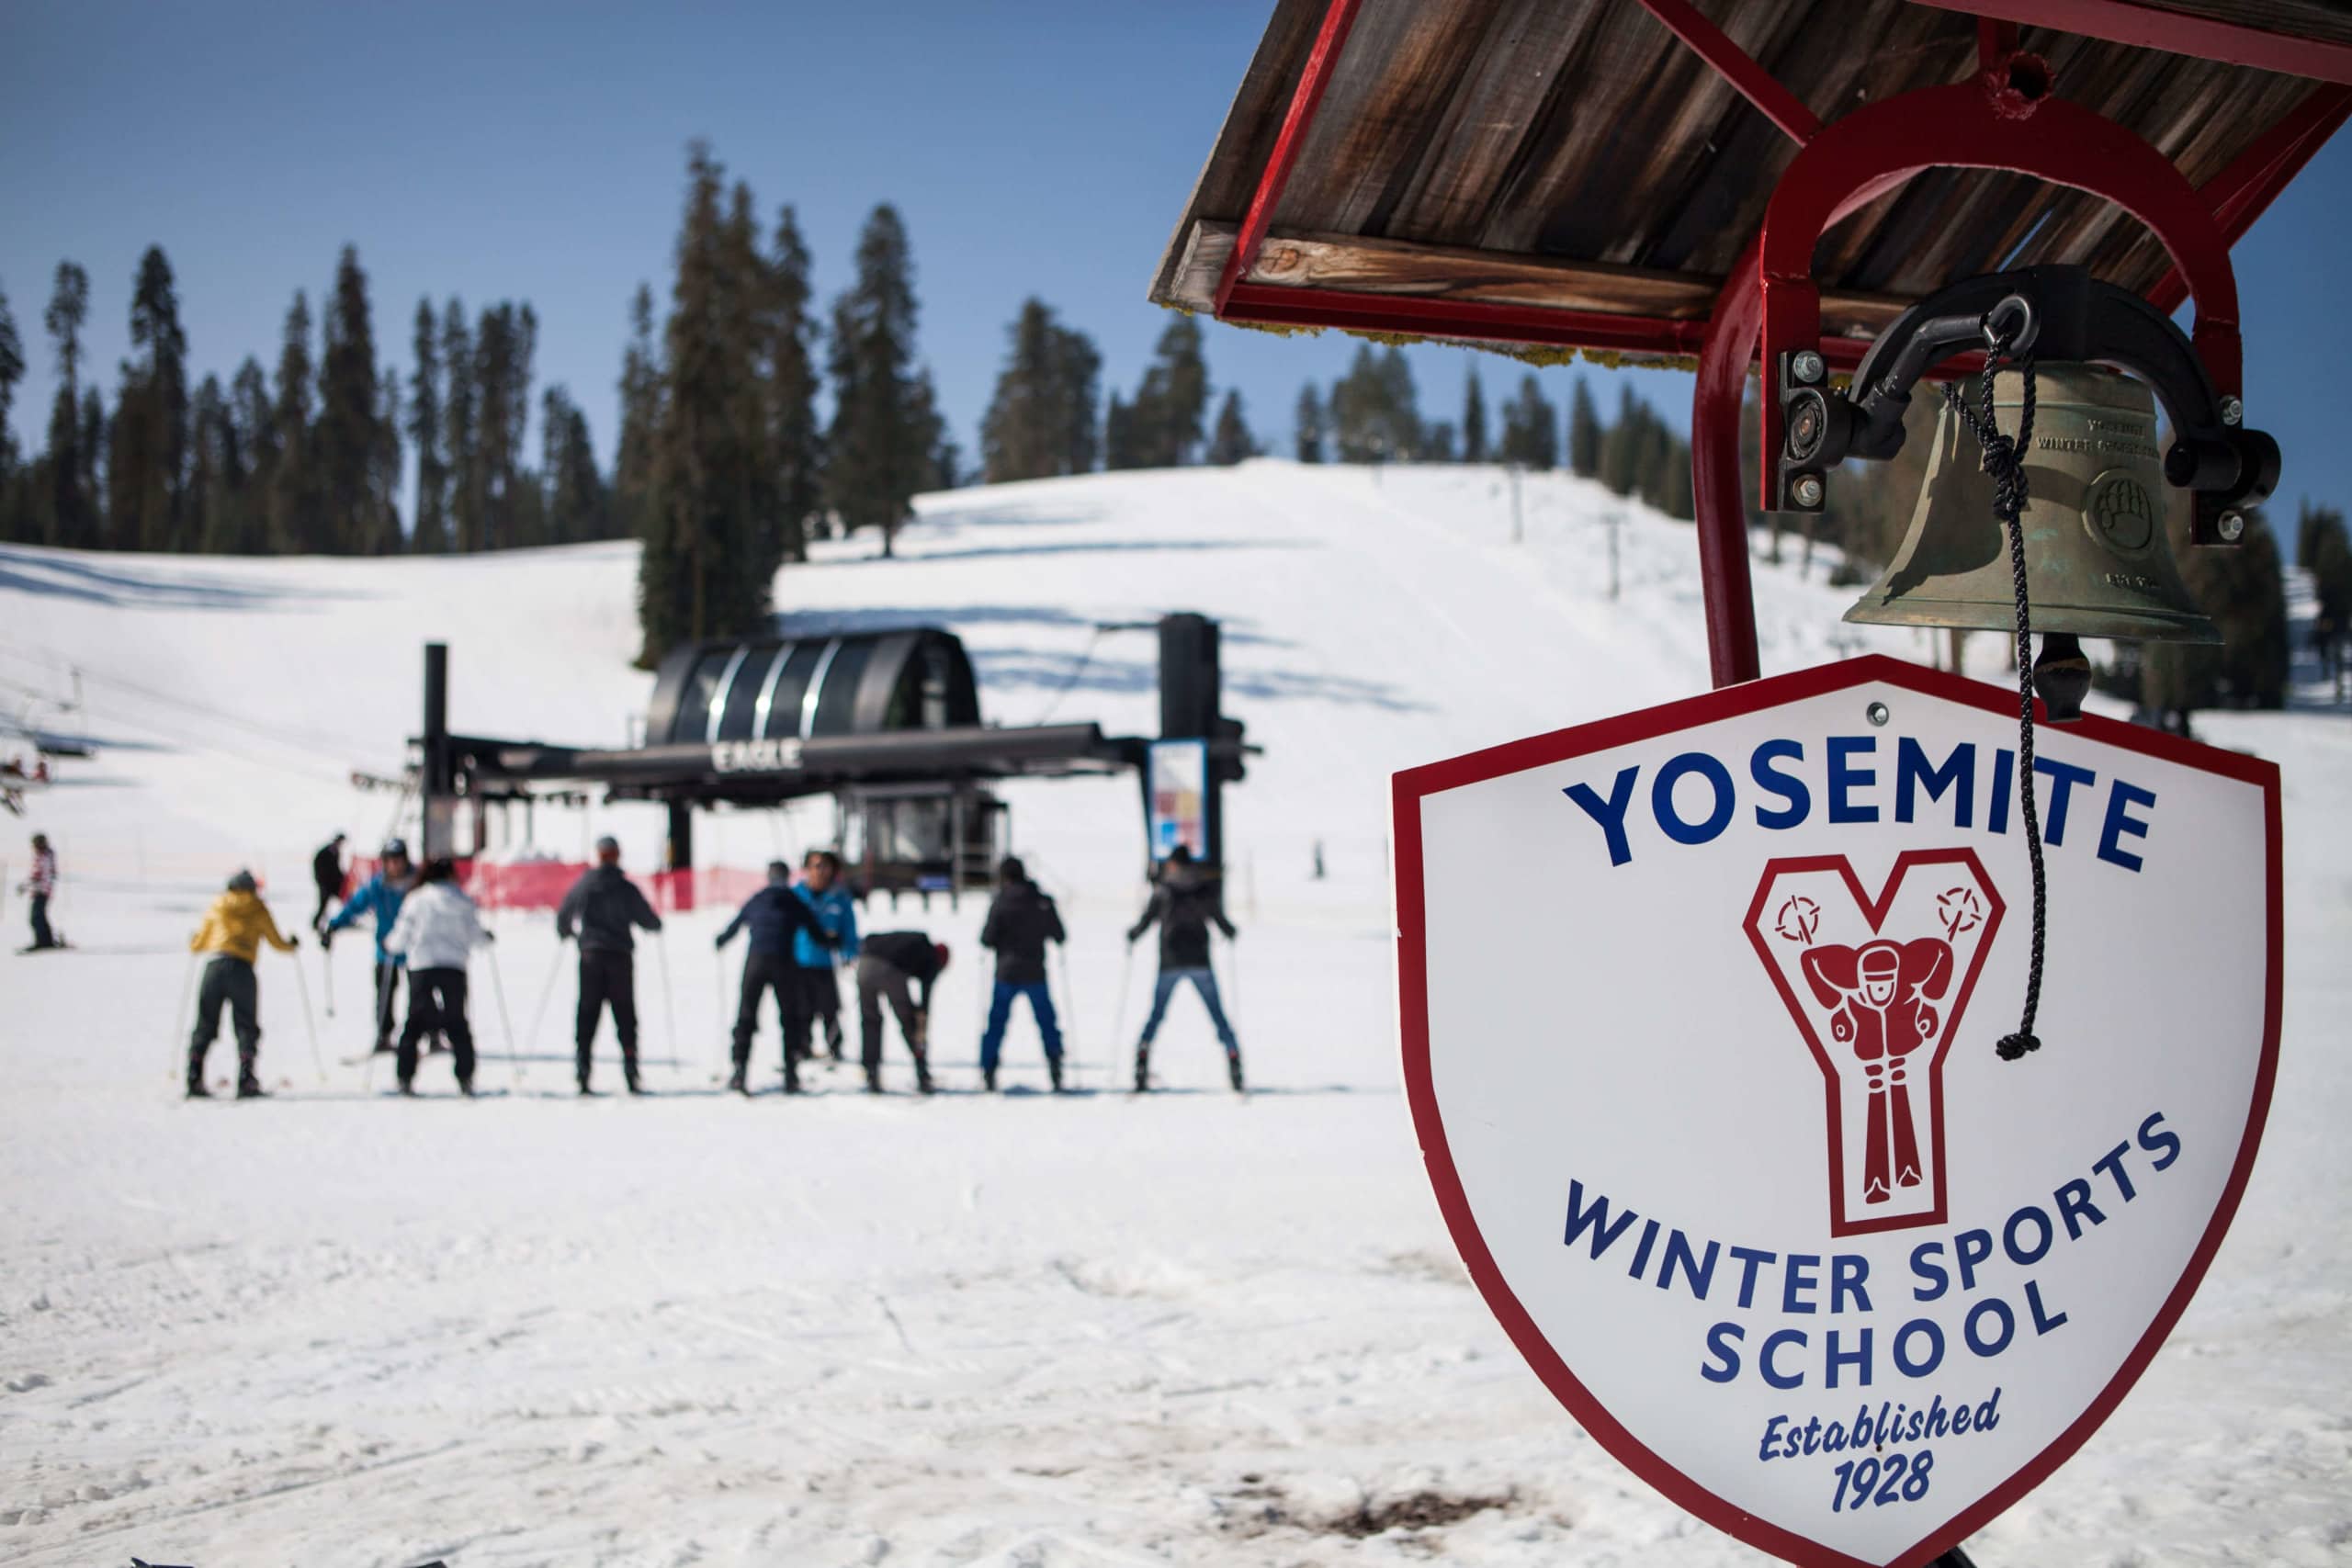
1151;0;2346;353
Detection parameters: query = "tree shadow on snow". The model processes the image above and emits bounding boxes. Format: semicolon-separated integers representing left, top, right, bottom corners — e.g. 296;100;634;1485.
0;548;371;614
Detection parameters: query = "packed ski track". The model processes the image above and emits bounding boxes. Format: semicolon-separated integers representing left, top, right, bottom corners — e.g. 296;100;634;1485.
1;460;2346;1566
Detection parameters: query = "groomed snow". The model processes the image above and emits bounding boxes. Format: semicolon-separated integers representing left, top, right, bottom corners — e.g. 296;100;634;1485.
1;461;2345;1565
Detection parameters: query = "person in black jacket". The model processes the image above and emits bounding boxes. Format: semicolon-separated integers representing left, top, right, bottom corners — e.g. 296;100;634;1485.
978;857;1066;1092
1127;845;1243;1092
311;832;345;932
715;860;836;1095
555;836;664;1095
856;931;948;1094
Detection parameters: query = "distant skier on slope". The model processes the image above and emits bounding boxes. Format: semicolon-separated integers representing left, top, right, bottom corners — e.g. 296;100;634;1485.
1126;844;1244;1093
978;857;1067;1093
789;850;860;1066
716;860;837;1096
17;832;60;952
855;931;948;1095
555;836;663;1096
186;870;300;1100
382;857;492;1098
311;832;347;932
325;839;414;1055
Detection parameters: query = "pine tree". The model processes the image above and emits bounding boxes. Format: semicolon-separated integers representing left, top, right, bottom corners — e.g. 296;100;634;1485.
470;301;537;548
1329;345;1422;462
231;356;276;554
2143;502;2290;717
0;281;25;541
1294;384;1324;463
1462;369;1487;464
1206;389;1254;466
442;299;479;550
78;385;107;536
317;246;380;554
980;299;1103;482
1104;391;1139;469
1424;421;1457;462
540;384;607;543
368;367;403;552
615;284;662;544
2296;502;2352;686
824;202;930;558
1598;385;1642;496
1498;374;1559;469
407;299;447;551
268;290;316;552
766;207;823;561
99;246;189;552
1568;378;1601;478
42;263;93;547
1126;316;1209;466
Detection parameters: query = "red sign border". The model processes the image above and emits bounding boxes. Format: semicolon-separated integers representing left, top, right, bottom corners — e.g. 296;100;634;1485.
1742;849;2007;1237
1392;655;2283;1568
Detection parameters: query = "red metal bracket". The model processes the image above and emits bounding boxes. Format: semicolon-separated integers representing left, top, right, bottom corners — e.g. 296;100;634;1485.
1213;0;1367;316
2149;85;2352;314
1755;83;2244;512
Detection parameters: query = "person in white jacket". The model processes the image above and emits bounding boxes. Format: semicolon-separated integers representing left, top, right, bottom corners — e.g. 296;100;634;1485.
383;858;492;1096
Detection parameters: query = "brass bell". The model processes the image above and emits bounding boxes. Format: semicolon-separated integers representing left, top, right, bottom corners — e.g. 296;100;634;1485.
1843;363;2222;649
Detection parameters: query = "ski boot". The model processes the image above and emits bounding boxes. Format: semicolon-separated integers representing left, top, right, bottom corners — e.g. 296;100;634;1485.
726;1064;749;1096
864;1066;883;1095
782;1063;803;1095
236;1075;268;1100
1047;1056;1065;1094
397;1080;418;1098
458;1080;477;1099
982;1064;998;1093
1227;1049;1246;1094
914;1063;935;1096
185;1079;211;1100
1133;1048;1151;1094
624;1066;646;1097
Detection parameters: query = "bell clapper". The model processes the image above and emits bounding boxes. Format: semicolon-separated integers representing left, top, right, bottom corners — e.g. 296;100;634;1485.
2031;632;2093;723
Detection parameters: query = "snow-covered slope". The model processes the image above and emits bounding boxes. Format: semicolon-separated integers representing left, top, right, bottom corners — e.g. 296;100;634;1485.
0;461;2345;1566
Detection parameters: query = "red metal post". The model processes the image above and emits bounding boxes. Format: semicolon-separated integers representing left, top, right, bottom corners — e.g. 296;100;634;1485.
1914;0;2352;85
1213;0;1367;316
1634;0;1822;144
1691;237;1768;690
1755;84;2245;507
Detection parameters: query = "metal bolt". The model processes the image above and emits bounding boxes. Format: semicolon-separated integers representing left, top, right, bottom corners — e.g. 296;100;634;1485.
1866;701;1891;728
2220;395;2243;427
2218;510;2245;543
1792;350;1826;386
1792;473;1825;509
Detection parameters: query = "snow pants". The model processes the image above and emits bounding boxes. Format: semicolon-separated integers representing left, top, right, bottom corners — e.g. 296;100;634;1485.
980;981;1062;1072
855;954;931;1076
189;955;260;1089
1138;967;1238;1052
28;893;53;950
576;950;639;1080
398;967;477;1089
732;952;809;1072
373;960;403;1048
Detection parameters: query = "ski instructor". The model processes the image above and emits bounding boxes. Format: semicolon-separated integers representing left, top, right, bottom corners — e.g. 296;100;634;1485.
325;839;415;1056
555;836;664;1095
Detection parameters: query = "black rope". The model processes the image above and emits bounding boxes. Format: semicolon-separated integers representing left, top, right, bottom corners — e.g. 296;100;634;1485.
1940;335;2045;1062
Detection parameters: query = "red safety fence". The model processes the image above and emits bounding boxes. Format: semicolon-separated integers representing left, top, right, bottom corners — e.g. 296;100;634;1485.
344;858;766;914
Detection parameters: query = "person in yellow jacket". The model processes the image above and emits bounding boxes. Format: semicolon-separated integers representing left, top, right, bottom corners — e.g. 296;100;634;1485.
187;869;300;1100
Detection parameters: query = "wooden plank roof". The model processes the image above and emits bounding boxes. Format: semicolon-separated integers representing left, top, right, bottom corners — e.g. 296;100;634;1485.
1150;0;2343;354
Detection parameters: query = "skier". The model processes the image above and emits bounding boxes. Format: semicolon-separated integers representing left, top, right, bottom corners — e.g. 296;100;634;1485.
324;839;414;1055
855;931;948;1095
382;857;491;1097
554;835;663;1095
790;850;860;1064
978;856;1066;1093
714;860;838;1095
185;869;300;1099
1126;845;1244;1093
311;832;346;933
17;832;59;952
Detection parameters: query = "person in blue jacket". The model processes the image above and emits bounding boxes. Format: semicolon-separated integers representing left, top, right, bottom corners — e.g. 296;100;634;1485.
324;838;414;1055
716;860;837;1094
791;850;860;1065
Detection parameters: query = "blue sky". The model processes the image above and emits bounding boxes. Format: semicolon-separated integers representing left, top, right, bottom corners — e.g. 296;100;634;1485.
3;0;2346;547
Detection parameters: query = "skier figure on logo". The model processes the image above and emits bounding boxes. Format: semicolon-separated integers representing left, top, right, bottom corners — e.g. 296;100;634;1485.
325;839;415;1055
1126;845;1243;1093
1801;937;1952;1201
715;860;839;1096
186;870;300;1099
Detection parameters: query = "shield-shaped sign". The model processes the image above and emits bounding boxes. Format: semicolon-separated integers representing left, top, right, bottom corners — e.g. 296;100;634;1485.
1394;657;2278;1568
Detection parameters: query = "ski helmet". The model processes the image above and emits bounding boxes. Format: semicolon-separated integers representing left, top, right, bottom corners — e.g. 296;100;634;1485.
227;869;257;893
382;838;410;861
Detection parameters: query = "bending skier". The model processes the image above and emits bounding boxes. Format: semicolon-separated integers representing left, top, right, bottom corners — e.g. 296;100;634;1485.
186;870;300;1099
382;857;491;1097
324;839;414;1055
978;857;1066;1093
856;932;948;1095
715;860;837;1095
555;836;663;1095
1126;845;1244;1093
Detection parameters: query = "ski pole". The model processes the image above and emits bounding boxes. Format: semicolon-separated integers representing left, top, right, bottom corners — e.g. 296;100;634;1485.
486;942;523;1089
321;934;334;1018
289;948;326;1085
714;951;730;1076
527;942;565;1057
169;952;198;1086
1056;941;1080;1086
656;927;679;1059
